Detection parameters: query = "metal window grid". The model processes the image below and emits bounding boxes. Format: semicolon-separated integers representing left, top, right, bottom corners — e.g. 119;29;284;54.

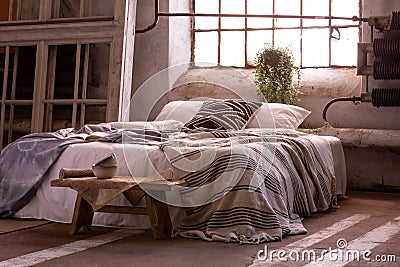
192;0;362;68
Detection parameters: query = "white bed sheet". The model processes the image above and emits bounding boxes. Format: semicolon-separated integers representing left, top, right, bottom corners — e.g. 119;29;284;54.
14;133;346;229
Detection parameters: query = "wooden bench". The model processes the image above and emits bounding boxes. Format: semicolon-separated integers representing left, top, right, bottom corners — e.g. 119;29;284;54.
51;176;185;239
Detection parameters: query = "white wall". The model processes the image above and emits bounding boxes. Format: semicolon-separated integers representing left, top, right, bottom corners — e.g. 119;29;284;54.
133;0;191;93
133;0;171;95
131;0;191;120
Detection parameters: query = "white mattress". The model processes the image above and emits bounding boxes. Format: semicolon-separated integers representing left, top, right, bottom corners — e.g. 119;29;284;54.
14;133;346;229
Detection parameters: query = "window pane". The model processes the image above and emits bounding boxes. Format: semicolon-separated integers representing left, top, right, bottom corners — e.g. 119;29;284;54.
195;32;218;65
274;29;301;66
221;31;245;67
221;0;245;29
1;47;11;100
87;43;111;99
195;0;218;12
303;0;329;27
332;0;359;26
53;45;76;99
20;0;40;20
10;105;33;141
15;46;37;100
192;0;360;68
87;0;114;17
221;0;245;14
57;0;114;18
275;0;300;28
247;0;273;29
195;18;219;30
331;28;358;66
0;0;18;21
302;29;329;67
195;0;219;29
247;30;273;65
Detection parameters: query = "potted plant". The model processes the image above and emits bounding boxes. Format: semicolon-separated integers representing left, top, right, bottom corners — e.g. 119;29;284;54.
254;43;301;104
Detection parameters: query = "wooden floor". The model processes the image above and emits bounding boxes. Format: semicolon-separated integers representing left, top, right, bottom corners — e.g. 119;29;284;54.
0;191;399;267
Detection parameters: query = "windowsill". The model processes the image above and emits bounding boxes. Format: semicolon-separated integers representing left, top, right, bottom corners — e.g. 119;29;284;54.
176;66;361;98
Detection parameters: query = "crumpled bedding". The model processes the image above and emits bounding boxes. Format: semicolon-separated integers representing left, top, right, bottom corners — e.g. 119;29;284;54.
1;125;336;245
159;129;335;243
0;123;176;217
0;125;118;216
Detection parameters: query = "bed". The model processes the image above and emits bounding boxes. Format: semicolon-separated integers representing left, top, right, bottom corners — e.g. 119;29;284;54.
1;99;347;244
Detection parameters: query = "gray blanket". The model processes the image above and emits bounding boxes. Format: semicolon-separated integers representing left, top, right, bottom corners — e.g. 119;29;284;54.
0;125;119;216
0;124;171;217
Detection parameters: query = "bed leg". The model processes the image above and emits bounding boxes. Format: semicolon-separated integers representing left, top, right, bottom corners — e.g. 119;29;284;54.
145;192;173;240
69;191;94;235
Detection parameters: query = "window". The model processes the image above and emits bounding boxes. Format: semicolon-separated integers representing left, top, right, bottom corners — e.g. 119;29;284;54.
0;0;136;150
193;0;361;68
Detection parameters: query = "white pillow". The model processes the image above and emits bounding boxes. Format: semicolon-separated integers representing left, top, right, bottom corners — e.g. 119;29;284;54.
245;103;311;130
154;101;203;123
155;100;311;130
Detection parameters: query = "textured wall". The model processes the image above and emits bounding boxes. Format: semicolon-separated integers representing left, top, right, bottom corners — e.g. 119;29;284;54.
132;0;191;93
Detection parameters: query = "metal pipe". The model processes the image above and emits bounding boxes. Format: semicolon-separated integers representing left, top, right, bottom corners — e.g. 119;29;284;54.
158;12;356;20
194;24;358;33
322;92;380;124
135;0;358;34
322;96;361;124
135;0;159;34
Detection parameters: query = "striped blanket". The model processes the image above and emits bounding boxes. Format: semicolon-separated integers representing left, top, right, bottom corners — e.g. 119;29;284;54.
161;129;336;244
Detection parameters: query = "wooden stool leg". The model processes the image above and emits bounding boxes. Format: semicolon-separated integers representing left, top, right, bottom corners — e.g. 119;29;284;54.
69;191;94;235
145;193;173;240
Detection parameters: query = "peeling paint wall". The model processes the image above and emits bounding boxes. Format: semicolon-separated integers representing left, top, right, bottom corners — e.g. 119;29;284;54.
174;68;261;101
342;0;400;192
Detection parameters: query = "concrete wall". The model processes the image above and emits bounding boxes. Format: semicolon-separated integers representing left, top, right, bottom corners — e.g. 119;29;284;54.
131;0;191;120
344;0;400;191
133;0;171;94
175;67;398;129
168;0;191;70
174;68;261;101
132;0;191;94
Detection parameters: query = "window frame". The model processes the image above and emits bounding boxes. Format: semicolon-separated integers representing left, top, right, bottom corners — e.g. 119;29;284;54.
191;0;362;68
0;0;136;150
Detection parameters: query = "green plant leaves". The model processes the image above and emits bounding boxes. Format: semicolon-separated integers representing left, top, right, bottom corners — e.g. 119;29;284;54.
254;43;301;104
